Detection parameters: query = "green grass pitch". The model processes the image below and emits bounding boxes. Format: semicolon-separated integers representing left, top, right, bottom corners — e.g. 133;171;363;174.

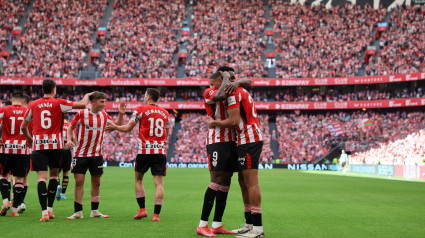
2;168;424;238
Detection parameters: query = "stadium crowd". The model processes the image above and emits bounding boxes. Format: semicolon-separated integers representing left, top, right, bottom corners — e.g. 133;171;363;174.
1;0;107;78
272;2;386;78
0;0;29;52
185;0;267;78
99;0;186;78
366;5;425;76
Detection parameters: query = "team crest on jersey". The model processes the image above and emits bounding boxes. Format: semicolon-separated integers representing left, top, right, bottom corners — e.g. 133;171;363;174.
36;139;58;145
209;90;214;96
212;156;218;167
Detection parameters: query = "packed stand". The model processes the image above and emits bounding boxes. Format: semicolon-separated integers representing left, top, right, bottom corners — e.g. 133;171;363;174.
0;0;29;53
367;5;425;76
171;113;272;164
273;2;386;78
2;0;106;78
185;0;266;78
102;113;175;162
350;112;425;165
99;0;186;78
276;111;425;164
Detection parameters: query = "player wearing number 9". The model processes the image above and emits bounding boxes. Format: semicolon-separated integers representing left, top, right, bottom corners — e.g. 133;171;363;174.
20;79;94;222
106;88;170;221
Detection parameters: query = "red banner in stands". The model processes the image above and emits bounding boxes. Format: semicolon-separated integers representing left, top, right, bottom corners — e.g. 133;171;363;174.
1;72;425;87
102;98;425;111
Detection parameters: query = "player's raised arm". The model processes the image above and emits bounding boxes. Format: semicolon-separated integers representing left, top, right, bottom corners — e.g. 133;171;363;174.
72;92;95;109
212;71;230;102
114;102;127;126
224;71;252;94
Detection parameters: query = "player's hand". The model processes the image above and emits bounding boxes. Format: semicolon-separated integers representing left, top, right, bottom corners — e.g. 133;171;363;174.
84;92;95;99
66;141;75;150
0;139;4;147
118;102;127;115
105;123;117;132
219;71;231;80
224;81;240;94
207;117;216;129
27;138;33;148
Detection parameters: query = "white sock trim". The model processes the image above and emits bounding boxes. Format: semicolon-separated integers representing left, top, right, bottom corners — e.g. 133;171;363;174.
199;220;208;227
212;221;222;229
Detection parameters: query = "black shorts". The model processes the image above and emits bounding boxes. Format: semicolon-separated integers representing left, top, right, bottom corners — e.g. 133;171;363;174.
206;142;238;172
341;162;347;167
71;156;104;176
0;153;28;177
135;154;166;176
236;141;263;170
60;149;72;173
25;155;31;175
31;149;62;172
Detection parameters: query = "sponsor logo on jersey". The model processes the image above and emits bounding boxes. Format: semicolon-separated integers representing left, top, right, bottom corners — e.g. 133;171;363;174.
85;125;102;131
4;144;26;149
145;144;164;149
35;139;58;145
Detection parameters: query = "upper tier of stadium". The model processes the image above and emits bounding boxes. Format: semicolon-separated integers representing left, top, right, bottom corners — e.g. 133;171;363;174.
0;0;424;80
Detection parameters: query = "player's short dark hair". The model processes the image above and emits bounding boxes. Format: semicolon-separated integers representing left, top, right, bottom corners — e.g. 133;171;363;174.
42;79;56;94
12;92;24;100
210;71;222;81
2;100;11;106
217;66;235;72
23;94;30;105
146;88;160;102
89;91;108;101
64;114;70;121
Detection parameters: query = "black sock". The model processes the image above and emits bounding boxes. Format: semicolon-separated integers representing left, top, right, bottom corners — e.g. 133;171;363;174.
213;190;229;222
137;197;145;209
91;202;99;211
200;187;218;221
13;183;24;208
47;178;58;207
37;181;48;210
0;178;10;201
245;211;252;224
251;213;262;227
74;201;83;213
62;176;69;194
22;186;28;203
7;181;11;200
154;204;162;215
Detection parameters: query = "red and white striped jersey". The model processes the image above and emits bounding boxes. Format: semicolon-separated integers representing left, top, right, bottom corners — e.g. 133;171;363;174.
71;109;114;158
0;105;30;154
227;87;262;146
131;104;170;155
204;88;235;145
62;122;77;145
24;97;74;150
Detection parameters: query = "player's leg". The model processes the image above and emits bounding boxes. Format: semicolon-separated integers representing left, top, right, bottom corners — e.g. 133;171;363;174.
31;150;51;221
211;171;234;234
231;172;253;234
67;157;88;219
45;149;61;217
151;154;166;222
18;174;28;213
61;170;70;199
152;175;163;221
134;154;149;219
0;154;12;216
236;142;264;238
10;155;27;216
89;156;108;218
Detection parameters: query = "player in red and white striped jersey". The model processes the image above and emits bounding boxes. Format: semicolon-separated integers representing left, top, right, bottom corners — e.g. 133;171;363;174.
20;79;93;222
65;92;125;220
0;93;29;216
208;68;265;238
106;88;169;221
197;70;252;236
55;114;77;201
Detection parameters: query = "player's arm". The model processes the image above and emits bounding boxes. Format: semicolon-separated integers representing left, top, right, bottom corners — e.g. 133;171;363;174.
107;120;137;133
207;107;240;128
20;120;33;147
72;129;77;144
212;71;231;102
72;92;94;109
66;124;77;149
224;72;252;94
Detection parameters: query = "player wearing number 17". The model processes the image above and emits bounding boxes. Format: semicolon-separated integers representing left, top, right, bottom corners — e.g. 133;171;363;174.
20;79;94;222
106;88;170;222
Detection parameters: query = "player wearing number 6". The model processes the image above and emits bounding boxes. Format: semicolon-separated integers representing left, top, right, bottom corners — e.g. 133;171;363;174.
20;79;93;222
106;88;170;222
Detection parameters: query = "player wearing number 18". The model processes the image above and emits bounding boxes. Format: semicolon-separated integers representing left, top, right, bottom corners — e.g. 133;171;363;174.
20;79;94;222
106;88;170;222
